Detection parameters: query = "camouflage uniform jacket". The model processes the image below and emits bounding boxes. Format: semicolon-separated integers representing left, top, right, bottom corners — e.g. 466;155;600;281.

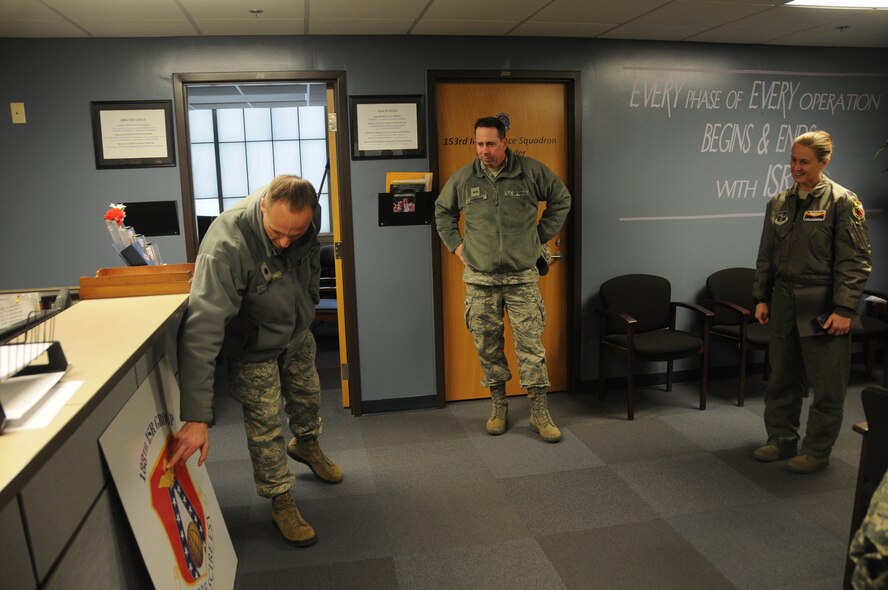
435;148;571;275
753;176;871;316
850;470;888;589
178;187;321;423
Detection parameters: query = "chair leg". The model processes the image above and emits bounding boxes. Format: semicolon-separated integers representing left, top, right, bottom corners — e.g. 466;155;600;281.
627;355;635;420
666;360;673;392
738;341;747;407
598;346;607;400
883;337;888;388
865;337;875;379
700;350;708;411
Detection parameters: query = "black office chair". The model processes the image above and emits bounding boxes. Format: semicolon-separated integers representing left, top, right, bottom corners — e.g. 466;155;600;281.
704;267;770;407
852;289;888;388
315;244;337;322
598;274;713;420
845;385;888;588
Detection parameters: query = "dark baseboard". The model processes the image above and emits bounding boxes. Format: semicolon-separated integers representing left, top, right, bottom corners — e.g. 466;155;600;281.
361;395;438;414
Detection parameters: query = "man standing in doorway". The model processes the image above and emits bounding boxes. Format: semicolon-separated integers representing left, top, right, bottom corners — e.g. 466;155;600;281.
168;174;342;547
435;116;571;442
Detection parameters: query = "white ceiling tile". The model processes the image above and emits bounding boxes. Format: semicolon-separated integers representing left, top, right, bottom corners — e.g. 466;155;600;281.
195;19;306;36
632;1;771;28
423;0;546;21
76;19;199;37
0;18;87;36
181;0;305;20
528;0;673;23
309;0;426;21
511;21;617;37
42;0;184;20
412;19;519;35
308;18;415;35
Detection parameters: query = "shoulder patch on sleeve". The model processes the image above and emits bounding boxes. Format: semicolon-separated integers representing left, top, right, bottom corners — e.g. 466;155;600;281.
851;198;865;221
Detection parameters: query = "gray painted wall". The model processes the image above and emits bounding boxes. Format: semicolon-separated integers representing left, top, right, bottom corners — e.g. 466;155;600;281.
1;36;886;402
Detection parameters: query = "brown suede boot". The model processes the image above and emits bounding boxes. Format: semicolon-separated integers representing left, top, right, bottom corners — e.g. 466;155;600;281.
786;454;829;474
753;441;798;462
486;387;508;435
271;491;316;546
288;436;343;484
529;391;561;443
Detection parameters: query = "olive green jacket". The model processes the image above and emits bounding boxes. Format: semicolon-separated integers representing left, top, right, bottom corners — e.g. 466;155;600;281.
753;176;871;316
434;148;571;274
178;188;321;423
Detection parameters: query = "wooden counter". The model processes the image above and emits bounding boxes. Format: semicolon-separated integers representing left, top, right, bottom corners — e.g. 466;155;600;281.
0;294;188;588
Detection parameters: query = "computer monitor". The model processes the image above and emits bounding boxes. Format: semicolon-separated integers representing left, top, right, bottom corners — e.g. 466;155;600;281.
120;200;180;236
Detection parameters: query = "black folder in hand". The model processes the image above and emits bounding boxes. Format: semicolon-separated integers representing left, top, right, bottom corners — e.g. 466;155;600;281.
794;285;861;337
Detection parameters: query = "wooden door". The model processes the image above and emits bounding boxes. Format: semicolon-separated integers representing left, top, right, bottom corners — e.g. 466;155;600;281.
436;82;571;401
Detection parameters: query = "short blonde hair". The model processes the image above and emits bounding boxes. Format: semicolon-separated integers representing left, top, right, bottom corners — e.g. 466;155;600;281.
794;130;833;163
265;174;318;210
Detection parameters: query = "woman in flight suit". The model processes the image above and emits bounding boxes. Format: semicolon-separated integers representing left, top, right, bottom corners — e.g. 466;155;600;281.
751;130;872;474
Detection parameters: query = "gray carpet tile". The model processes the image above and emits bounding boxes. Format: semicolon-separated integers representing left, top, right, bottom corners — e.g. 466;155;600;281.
206;457;263;508
569;414;704;464
393;538;567;590
359;406;468;449
668;501;847;590
369;439;531;555
782;486;857;542
612;452;775;518
537;519;735;590
713;446;858;499
500;466;659;535
236;557;399;590
235;493;392;573
466;426;605;479
659;405;766;451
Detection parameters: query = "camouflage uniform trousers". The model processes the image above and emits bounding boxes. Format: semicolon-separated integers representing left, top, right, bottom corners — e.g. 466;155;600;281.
850;470;888;589
464;281;549;390
228;328;322;498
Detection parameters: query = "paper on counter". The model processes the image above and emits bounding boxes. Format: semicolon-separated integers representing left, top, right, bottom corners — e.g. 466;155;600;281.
3;380;82;431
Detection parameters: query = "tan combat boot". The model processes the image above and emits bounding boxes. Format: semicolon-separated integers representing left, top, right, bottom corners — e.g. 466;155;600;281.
786;454;829;474
271;491;316;546
753;441;798;462
529;391;561;443
288;436;343;484
486;387;508;435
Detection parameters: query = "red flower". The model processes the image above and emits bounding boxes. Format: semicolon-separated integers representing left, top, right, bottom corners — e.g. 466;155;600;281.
104;204;126;226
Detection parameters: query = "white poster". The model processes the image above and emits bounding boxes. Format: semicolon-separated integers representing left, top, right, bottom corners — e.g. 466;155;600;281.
100;356;237;589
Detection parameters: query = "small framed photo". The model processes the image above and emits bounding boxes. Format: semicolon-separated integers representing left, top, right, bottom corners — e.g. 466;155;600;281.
90;100;176;169
350;95;426;160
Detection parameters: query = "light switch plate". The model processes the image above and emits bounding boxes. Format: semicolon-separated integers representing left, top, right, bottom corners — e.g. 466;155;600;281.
10;102;26;124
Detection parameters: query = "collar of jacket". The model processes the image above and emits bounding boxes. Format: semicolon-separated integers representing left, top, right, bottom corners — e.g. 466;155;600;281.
472;147;522;179
789;175;831;201
241;189;319;260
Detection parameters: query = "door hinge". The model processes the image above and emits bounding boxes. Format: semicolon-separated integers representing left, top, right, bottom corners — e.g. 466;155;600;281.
340;363;349;380
334;241;343;260
327;113;337;132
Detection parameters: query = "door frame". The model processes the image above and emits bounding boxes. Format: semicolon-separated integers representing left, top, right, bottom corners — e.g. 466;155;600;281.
171;70;364;415
426;70;583;407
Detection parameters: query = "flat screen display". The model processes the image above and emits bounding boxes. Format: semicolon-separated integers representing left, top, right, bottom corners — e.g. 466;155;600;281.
120;200;180;236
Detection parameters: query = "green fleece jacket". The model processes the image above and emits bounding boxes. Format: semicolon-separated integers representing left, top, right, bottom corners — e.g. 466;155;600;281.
435;148;571;274
178;188;320;423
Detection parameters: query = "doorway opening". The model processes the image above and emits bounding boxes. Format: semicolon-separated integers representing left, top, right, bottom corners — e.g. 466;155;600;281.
172;71;363;414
